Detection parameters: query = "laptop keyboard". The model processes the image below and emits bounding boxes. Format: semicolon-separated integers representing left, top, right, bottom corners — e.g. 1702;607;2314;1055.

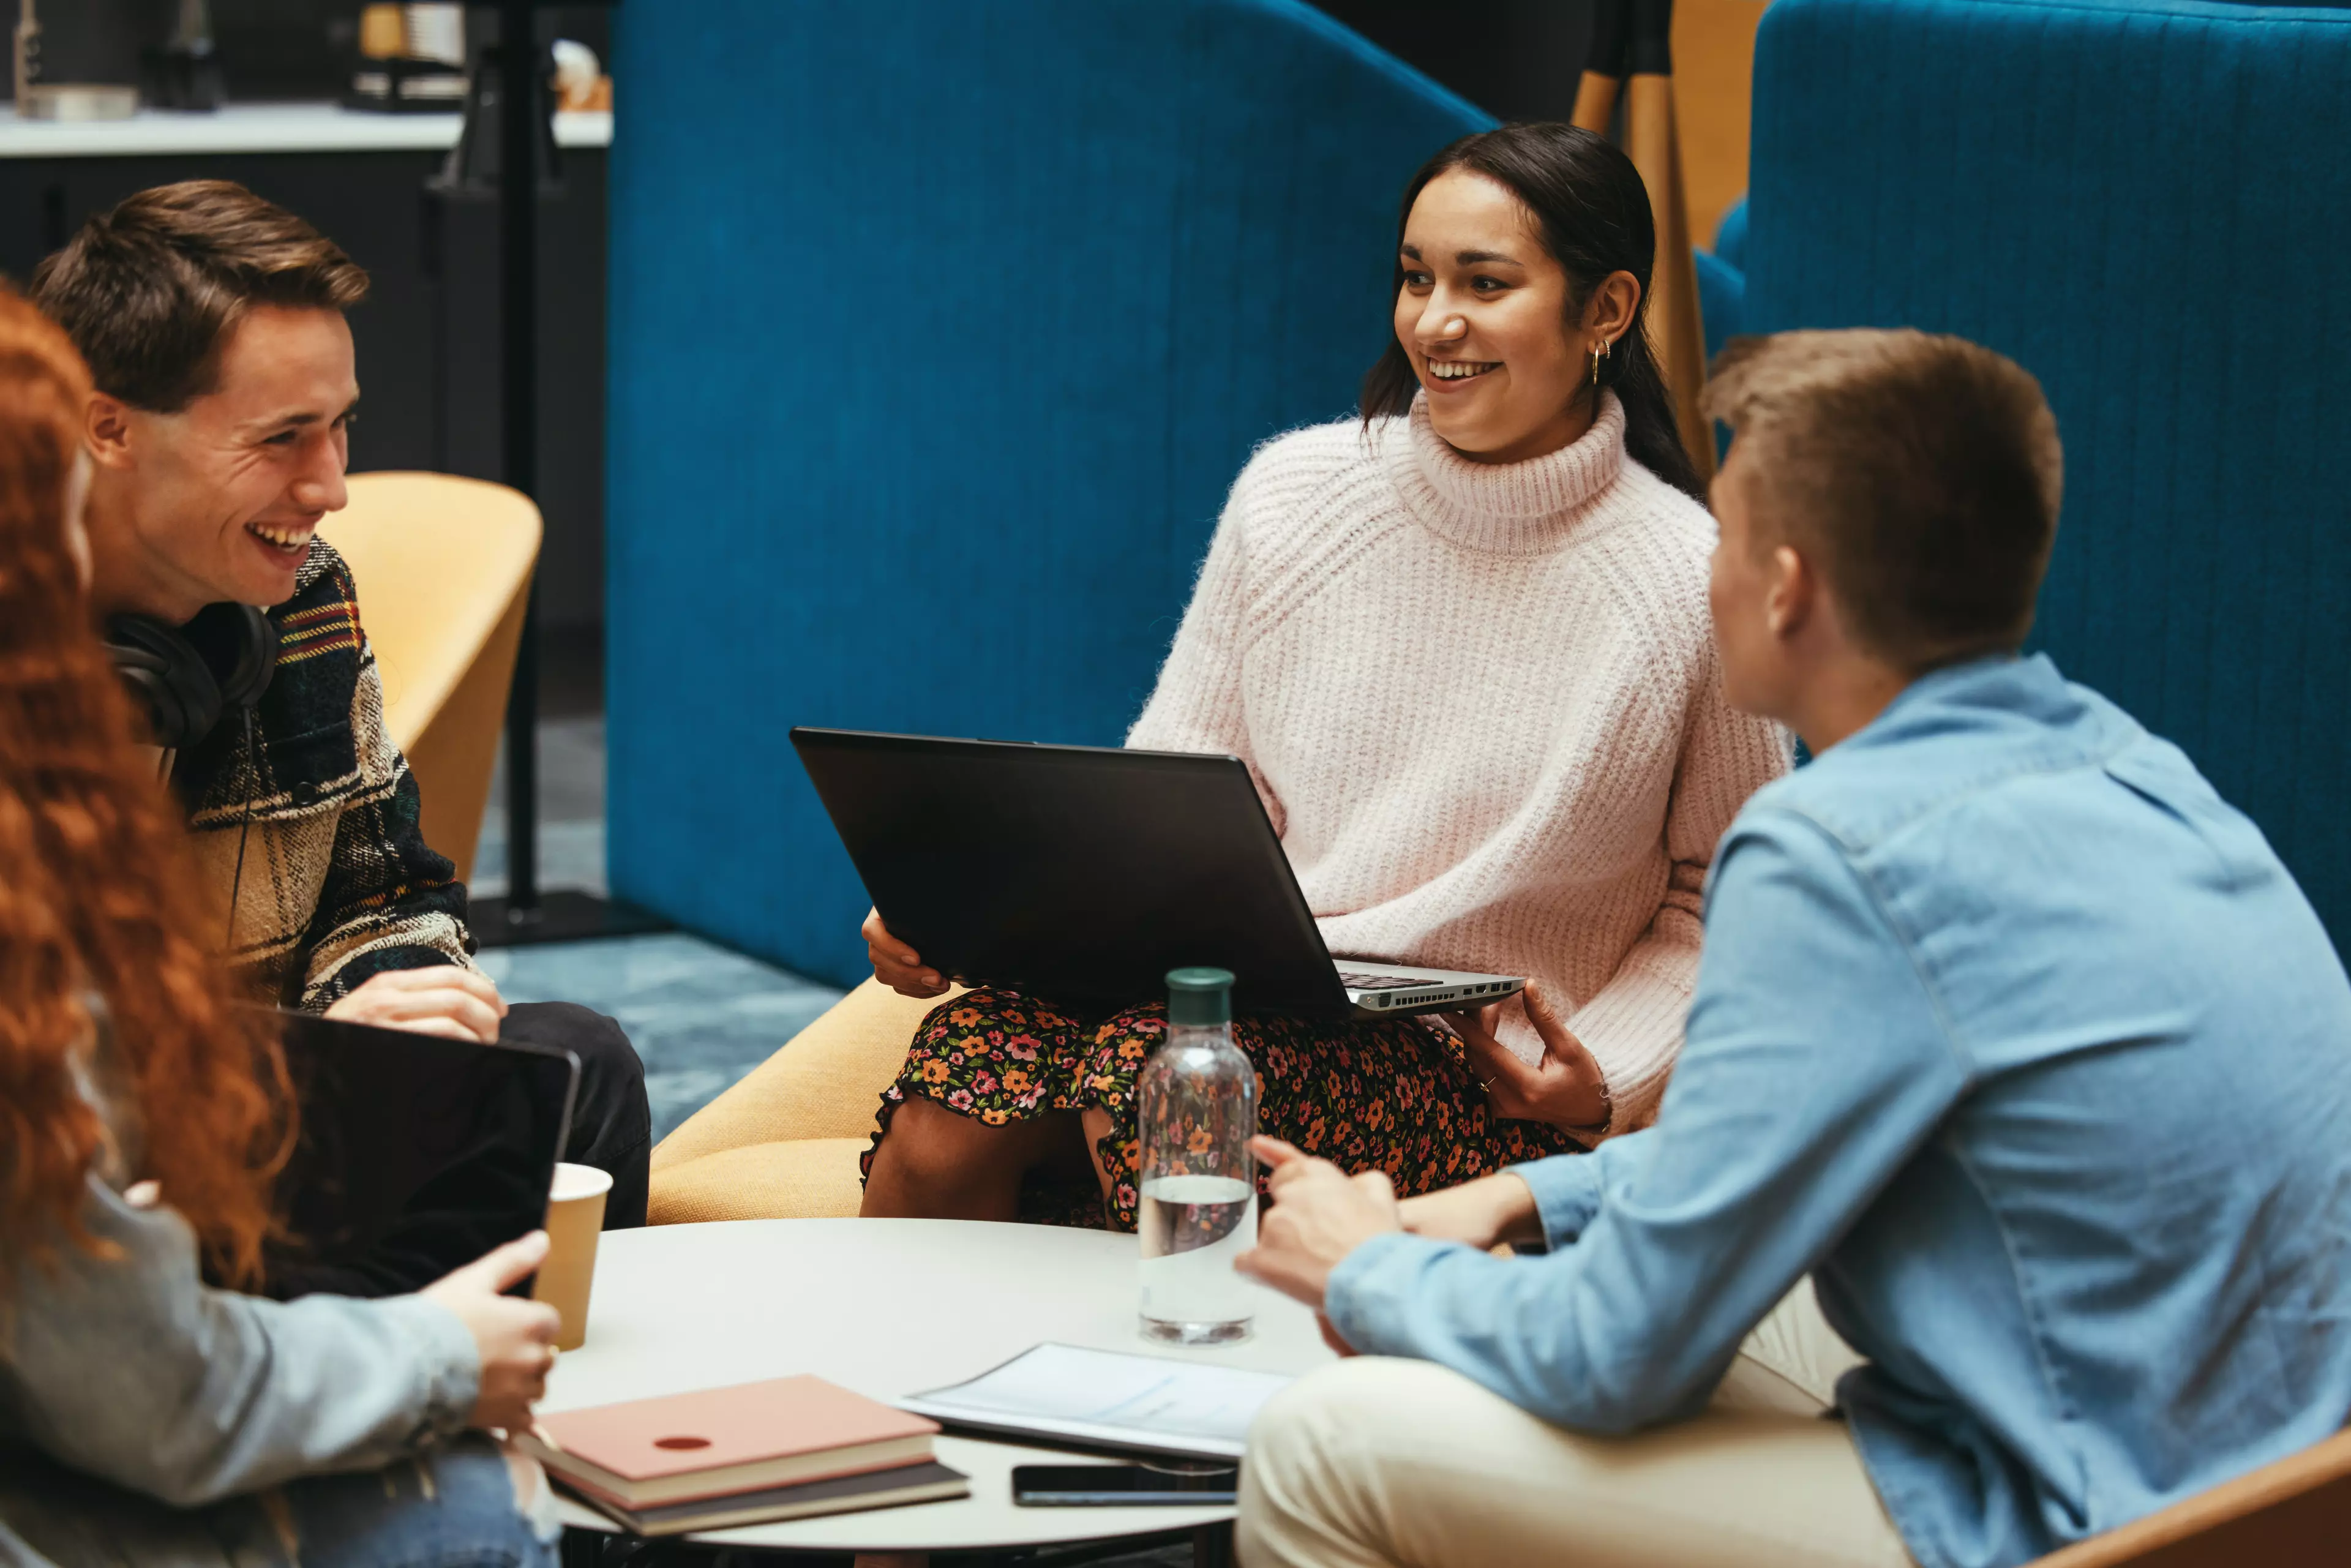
1338;971;1433;991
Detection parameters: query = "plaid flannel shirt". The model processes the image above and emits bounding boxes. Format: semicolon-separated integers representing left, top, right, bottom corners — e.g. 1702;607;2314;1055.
171;539;476;1009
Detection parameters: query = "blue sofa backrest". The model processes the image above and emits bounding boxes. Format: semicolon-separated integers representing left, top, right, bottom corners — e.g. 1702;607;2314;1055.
606;0;1488;984
1744;0;2351;947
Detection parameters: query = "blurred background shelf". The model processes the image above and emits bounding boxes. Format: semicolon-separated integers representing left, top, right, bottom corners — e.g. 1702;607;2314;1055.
0;129;613;650
0;101;609;155
0;1;616;643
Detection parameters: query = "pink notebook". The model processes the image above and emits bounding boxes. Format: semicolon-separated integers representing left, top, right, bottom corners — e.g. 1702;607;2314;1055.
522;1376;941;1509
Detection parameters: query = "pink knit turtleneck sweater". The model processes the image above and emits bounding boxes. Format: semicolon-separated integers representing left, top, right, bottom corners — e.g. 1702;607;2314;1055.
1127;392;1790;1133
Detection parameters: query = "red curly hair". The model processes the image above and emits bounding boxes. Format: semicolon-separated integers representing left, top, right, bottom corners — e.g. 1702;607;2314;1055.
0;285;286;1286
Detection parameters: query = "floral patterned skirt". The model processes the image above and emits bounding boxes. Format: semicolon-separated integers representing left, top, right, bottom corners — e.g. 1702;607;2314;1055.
861;987;1581;1231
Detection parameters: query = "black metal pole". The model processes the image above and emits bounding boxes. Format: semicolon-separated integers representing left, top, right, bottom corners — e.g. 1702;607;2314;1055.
464;0;662;948
497;0;541;924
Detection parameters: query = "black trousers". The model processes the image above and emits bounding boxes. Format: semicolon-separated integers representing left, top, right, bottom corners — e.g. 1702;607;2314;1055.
497;1001;650;1228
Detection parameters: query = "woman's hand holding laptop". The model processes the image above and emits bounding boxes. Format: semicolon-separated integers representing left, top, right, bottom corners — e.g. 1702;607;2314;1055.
864;908;951;999
1444;985;1610;1134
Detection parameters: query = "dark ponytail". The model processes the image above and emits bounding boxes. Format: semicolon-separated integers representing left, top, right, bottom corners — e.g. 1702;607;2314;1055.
1360;122;1705;501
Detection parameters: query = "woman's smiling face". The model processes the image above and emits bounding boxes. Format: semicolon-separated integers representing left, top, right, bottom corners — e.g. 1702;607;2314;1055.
1394;168;1584;463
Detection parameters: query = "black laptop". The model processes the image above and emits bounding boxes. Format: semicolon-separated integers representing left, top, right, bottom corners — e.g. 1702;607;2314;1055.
791;729;1525;1019
254;1010;579;1300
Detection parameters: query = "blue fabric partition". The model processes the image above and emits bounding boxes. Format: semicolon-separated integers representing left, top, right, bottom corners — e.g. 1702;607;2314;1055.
1696;247;1745;361
1743;0;2351;948
606;1;1489;985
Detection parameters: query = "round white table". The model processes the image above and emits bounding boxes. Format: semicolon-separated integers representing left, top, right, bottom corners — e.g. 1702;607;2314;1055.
545;1218;1338;1553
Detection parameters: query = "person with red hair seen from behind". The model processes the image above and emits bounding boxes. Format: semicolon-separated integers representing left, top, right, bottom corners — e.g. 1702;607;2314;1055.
0;286;562;1566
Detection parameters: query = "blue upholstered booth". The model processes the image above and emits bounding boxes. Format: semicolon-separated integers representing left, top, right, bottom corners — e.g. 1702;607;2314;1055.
1742;0;2351;947
605;1;1490;985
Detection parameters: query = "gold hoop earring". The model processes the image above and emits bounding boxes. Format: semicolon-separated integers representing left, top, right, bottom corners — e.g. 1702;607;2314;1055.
1589;341;1603;388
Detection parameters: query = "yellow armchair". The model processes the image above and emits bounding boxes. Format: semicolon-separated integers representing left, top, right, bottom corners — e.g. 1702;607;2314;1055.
317;472;539;886
647;980;958;1223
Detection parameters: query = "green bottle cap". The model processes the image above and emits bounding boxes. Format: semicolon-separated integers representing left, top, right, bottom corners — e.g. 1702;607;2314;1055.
1166;967;1234;1026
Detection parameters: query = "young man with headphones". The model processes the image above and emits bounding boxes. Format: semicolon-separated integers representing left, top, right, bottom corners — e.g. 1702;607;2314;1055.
32;180;651;1227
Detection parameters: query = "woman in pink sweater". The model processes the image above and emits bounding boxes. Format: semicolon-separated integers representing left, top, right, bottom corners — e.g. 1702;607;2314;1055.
860;124;1788;1231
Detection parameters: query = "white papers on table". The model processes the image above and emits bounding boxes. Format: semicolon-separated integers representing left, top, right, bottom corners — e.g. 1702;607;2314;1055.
899;1343;1295;1460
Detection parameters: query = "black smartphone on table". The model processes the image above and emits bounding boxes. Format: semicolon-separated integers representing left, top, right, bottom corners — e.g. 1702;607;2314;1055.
1011;1463;1239;1506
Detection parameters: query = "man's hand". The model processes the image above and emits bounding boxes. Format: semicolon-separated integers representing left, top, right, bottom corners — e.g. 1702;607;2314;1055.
1398;1170;1543;1250
863;909;948;999
419;1232;563;1431
1234;1136;1404;1313
327;966;506;1044
1447;984;1609;1132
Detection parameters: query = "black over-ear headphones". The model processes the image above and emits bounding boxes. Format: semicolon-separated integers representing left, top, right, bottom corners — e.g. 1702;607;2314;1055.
103;603;277;751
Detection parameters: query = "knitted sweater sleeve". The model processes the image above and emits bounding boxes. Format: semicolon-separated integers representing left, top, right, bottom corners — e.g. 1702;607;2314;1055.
295;636;476;1008
1564;645;1791;1137
1127;459;1283;831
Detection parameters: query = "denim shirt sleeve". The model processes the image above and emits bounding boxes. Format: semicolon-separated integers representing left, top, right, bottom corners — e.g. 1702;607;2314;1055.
1325;811;1971;1436
1;1179;479;1509
1511;1131;1643;1248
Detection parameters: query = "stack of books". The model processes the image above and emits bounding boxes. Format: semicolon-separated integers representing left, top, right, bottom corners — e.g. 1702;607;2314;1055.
519;1375;970;1536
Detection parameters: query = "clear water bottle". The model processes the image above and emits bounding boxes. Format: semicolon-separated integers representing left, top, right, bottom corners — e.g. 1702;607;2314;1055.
1137;967;1261;1344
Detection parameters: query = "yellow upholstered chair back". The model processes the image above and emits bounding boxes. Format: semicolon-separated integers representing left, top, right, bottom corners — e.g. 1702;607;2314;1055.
317;472;539;885
648;979;958;1222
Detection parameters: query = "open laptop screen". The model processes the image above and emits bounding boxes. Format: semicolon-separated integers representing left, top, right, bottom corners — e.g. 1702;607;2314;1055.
791;727;1357;1016
254;1009;578;1301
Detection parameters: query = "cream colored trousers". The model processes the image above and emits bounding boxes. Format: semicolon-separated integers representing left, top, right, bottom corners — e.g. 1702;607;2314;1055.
1237;1280;1916;1568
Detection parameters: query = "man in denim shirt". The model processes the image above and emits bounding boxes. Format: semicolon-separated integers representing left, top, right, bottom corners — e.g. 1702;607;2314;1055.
1233;329;2351;1568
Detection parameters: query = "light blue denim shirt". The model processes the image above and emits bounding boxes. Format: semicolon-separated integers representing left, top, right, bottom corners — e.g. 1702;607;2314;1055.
1325;655;2351;1568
